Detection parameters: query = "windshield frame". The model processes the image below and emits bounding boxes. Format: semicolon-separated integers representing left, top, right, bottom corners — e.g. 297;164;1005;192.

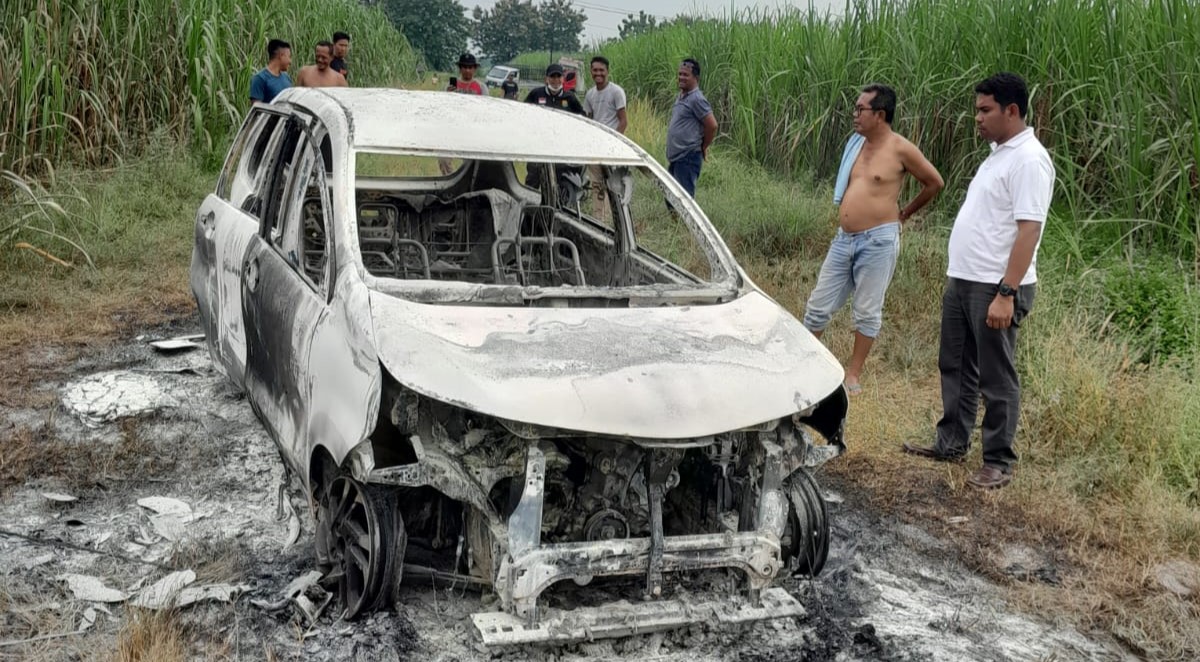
349;148;743;303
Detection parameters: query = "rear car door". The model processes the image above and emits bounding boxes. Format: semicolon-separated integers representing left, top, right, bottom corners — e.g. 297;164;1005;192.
191;107;290;386
240;113;335;465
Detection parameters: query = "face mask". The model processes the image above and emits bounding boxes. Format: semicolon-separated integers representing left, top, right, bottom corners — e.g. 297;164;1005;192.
548;83;563;93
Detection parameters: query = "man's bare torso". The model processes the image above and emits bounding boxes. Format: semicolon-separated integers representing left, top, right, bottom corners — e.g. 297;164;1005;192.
297;65;346;88
839;133;910;233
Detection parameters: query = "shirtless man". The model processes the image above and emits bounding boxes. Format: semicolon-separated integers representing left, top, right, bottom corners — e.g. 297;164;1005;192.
803;84;943;394
295;41;347;89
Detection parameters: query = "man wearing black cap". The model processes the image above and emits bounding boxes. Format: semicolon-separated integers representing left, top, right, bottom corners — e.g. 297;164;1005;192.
448;53;486;95
524;64;584;114
523;64;585;189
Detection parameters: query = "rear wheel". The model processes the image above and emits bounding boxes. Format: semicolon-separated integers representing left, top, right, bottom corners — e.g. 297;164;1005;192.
783;468;829;577
319;475;405;618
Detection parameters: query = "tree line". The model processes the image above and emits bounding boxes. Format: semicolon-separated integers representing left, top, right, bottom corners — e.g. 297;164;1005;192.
378;0;685;70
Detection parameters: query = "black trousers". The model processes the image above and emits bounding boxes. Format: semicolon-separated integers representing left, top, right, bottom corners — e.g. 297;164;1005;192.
934;277;1035;471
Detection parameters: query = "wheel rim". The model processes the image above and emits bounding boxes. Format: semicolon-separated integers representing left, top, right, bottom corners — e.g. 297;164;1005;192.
325;476;386;618
784;468;829;577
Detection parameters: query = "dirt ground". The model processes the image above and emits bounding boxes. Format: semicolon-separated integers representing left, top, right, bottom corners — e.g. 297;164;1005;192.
0;319;1135;661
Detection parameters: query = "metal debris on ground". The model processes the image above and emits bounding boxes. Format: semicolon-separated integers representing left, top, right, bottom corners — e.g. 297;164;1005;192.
251;570;324;613
149;334;205;353
176;583;251;607
132;570;196;609
136;496;192;517
41;492;78;503
58;574;129;603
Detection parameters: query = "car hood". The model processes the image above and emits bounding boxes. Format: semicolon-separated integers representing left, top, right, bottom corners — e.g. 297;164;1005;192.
368;290;843;439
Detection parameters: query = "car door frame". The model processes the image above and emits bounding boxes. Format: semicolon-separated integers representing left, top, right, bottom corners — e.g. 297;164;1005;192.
191;104;294;387
240;109;338;473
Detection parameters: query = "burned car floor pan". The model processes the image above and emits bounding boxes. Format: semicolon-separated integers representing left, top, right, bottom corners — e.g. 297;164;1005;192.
471;586;804;646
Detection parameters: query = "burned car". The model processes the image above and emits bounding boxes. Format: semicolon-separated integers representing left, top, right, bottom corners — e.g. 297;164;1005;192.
190;88;847;644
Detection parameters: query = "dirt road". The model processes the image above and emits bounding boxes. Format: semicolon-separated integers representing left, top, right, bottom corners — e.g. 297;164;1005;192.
0;322;1133;660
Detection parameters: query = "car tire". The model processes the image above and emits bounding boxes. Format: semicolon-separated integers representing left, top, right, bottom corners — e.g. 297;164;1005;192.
321;475;406;618
784;468;829;577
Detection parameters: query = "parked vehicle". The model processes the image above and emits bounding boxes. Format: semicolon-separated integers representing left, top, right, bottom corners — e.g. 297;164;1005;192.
485;64;519;88
190;87;847;646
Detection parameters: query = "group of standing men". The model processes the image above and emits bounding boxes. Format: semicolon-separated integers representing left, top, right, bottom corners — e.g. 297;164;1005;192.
446;52;718;207
249;33;351;104
804;72;1055;490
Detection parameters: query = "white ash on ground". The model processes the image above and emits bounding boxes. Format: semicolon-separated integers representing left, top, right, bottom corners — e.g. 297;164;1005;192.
0;323;1134;661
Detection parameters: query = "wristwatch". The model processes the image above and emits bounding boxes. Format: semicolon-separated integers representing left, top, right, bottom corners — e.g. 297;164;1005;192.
997;281;1017;298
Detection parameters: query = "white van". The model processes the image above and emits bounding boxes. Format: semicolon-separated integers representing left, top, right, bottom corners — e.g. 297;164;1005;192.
484;64;519;88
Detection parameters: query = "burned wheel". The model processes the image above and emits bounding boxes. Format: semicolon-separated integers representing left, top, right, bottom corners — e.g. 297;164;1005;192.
320;476;404;619
783;468;829;577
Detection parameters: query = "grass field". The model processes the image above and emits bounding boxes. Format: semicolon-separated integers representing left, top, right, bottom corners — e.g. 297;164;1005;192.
2;0;1199;655
1;0;418;178
3;96;1197;656
598;0;1200;273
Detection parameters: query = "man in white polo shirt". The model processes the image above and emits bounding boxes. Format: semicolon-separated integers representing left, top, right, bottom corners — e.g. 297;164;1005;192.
902;72;1055;490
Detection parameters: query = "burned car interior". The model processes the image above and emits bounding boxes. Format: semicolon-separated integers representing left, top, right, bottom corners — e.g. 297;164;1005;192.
191;89;849;646
298;155;726;302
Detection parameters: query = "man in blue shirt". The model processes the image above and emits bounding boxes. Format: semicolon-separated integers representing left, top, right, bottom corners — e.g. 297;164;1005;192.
250;39;292;104
666;58;717;197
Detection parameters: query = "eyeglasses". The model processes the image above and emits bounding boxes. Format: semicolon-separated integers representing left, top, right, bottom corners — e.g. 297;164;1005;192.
852;105;880;116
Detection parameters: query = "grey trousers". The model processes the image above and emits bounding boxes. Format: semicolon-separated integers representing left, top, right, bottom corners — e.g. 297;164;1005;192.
934;277;1036;471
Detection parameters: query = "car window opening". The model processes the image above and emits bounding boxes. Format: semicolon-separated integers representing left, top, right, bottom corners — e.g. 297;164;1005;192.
352;155;729;302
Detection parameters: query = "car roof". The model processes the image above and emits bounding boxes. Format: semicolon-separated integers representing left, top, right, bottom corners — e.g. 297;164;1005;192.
277;87;644;164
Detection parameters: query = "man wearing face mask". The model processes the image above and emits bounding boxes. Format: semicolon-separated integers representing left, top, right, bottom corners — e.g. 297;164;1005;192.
524;64;585;190
524;64;584;114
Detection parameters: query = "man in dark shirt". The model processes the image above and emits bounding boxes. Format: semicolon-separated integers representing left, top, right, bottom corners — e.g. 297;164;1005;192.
524;64;584;114
331;31;350;80
666;58;717;197
501;71;519;100
524;64;584;190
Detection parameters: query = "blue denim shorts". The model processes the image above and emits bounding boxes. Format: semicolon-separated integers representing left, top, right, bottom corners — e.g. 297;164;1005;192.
802;222;901;338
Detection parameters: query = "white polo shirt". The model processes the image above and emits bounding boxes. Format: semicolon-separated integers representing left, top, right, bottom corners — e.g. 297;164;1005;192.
947;127;1055;285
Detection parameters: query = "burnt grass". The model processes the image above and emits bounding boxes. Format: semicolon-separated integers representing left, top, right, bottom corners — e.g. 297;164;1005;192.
0;317;1130;661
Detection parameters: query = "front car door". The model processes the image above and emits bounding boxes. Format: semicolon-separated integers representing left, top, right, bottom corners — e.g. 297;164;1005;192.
241;114;335;468
191;107;290;386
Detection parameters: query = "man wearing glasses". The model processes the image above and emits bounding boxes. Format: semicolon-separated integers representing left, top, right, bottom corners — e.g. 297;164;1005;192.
802;84;944;395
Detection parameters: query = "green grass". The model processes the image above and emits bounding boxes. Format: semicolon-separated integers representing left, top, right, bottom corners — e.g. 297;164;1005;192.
508;50;588;68
622;96;1200;655
1;0;419;177
0;57;1196;657
603;0;1200;271
0;136;213;347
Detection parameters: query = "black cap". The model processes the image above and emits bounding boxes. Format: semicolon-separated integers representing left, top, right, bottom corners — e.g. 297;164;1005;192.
545;63;564;76
457;53;478;67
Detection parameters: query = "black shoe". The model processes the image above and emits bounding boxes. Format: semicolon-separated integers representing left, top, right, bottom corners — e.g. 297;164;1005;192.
901;442;966;463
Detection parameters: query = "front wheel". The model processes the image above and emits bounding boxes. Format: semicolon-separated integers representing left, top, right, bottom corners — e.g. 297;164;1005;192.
782;468;829;577
318;475;405;618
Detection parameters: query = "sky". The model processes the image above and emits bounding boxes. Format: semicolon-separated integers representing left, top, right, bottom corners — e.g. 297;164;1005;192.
466;0;842;45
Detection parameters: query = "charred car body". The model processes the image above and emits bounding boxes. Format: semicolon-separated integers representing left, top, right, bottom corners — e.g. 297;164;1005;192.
190;88;848;644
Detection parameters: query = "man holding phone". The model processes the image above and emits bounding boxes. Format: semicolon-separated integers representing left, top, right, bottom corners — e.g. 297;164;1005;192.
439;53;487;175
447;53;486;95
